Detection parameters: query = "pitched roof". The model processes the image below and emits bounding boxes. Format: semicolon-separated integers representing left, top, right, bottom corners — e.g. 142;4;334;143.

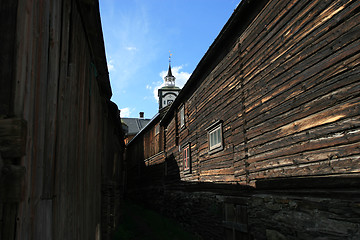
122;118;151;135
126;105;171;146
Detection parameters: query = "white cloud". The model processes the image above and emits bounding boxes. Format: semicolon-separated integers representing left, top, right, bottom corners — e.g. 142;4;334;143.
108;59;115;72
146;85;152;90
120;107;132;117
125;46;137;51
152;65;191;101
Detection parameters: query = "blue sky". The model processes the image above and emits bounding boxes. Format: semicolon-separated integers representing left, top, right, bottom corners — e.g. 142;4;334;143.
99;0;239;118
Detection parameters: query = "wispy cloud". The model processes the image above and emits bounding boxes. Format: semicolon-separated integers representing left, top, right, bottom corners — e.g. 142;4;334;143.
102;2;156;91
152;65;191;101
108;59;115;72
125;46;138;51
120;107;133;118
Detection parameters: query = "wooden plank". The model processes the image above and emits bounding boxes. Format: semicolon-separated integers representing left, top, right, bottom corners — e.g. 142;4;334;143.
246;76;360;147
248;141;360;173
249;115;360;158
249;155;360;180
0;1;18;116
256;176;360;189
199;174;236;182
241;0;323;84
245;34;360;122
247;96;360;152
244;9;360;116
200;167;235;176
245;54;360;140
1;203;18;240
242;0;357;97
0;163;26;202
0;118;27;158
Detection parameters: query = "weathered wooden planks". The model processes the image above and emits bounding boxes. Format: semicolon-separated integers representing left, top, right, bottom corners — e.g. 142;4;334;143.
123;1;360;239
157;0;360;186
0;0;125;240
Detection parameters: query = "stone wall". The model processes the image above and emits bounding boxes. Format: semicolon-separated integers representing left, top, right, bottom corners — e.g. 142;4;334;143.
130;182;360;240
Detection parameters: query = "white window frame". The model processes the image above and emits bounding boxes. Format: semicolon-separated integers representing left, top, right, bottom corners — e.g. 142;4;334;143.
207;121;223;153
180;105;185;128
155;124;160;135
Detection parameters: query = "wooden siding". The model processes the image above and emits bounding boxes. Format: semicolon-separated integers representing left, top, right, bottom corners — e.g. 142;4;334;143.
0;0;124;239
144;122;164;159
239;0;360;185
163;0;360;186
126;119;166;191
124;1;360;239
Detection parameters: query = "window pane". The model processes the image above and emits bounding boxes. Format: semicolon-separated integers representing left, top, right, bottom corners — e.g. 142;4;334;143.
214;131;217;144
215;129;219;144
180;106;185;127
183;146;190;170
208;124;223;151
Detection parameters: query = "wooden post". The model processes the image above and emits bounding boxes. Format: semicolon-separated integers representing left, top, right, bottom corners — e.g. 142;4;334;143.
0;118;27;240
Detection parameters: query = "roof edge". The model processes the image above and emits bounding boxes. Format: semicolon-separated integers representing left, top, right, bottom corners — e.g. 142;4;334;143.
160;0;269;126
126;113;161;146
76;0;112;99
127;105;171;146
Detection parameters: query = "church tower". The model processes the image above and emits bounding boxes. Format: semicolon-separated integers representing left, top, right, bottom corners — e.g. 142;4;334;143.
158;56;181;109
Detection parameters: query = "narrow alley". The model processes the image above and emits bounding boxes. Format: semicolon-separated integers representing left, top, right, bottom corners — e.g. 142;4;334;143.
1;0;359;240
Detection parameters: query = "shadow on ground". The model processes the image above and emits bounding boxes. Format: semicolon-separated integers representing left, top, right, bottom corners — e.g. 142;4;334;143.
113;201;200;240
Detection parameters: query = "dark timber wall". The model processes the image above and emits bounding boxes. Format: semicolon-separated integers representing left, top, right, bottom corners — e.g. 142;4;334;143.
126;109;168;194
163;0;360;185
0;1;125;240
126;0;360;239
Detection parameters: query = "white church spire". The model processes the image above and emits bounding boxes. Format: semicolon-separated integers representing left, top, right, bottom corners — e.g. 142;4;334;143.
158;53;181;109
164;53;176;87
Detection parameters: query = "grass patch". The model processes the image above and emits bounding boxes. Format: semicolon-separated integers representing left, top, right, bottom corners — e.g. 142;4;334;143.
113;201;199;240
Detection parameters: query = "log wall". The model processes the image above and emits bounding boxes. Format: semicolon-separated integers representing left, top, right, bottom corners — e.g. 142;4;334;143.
126;122;165;192
0;0;124;239
124;0;360;238
143;122;164;159
240;0;360;185
164;0;360;186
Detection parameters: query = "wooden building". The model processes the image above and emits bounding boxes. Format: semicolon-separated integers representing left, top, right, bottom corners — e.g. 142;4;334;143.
126;0;360;239
122;113;151;144
126;106;169;191
0;1;125;239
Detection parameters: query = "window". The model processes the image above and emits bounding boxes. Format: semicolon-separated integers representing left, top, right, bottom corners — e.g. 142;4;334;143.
182;143;191;173
180;105;185;128
155;124;160;135
207;122;223;153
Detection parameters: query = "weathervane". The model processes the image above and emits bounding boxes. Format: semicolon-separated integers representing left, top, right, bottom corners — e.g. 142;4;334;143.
169;51;172;64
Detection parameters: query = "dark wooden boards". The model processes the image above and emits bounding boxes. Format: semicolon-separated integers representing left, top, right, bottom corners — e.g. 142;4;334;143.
161;0;360;185
0;1;125;239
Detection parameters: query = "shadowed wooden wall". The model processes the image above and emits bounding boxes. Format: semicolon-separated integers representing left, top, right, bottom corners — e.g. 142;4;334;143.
0;0;124;239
